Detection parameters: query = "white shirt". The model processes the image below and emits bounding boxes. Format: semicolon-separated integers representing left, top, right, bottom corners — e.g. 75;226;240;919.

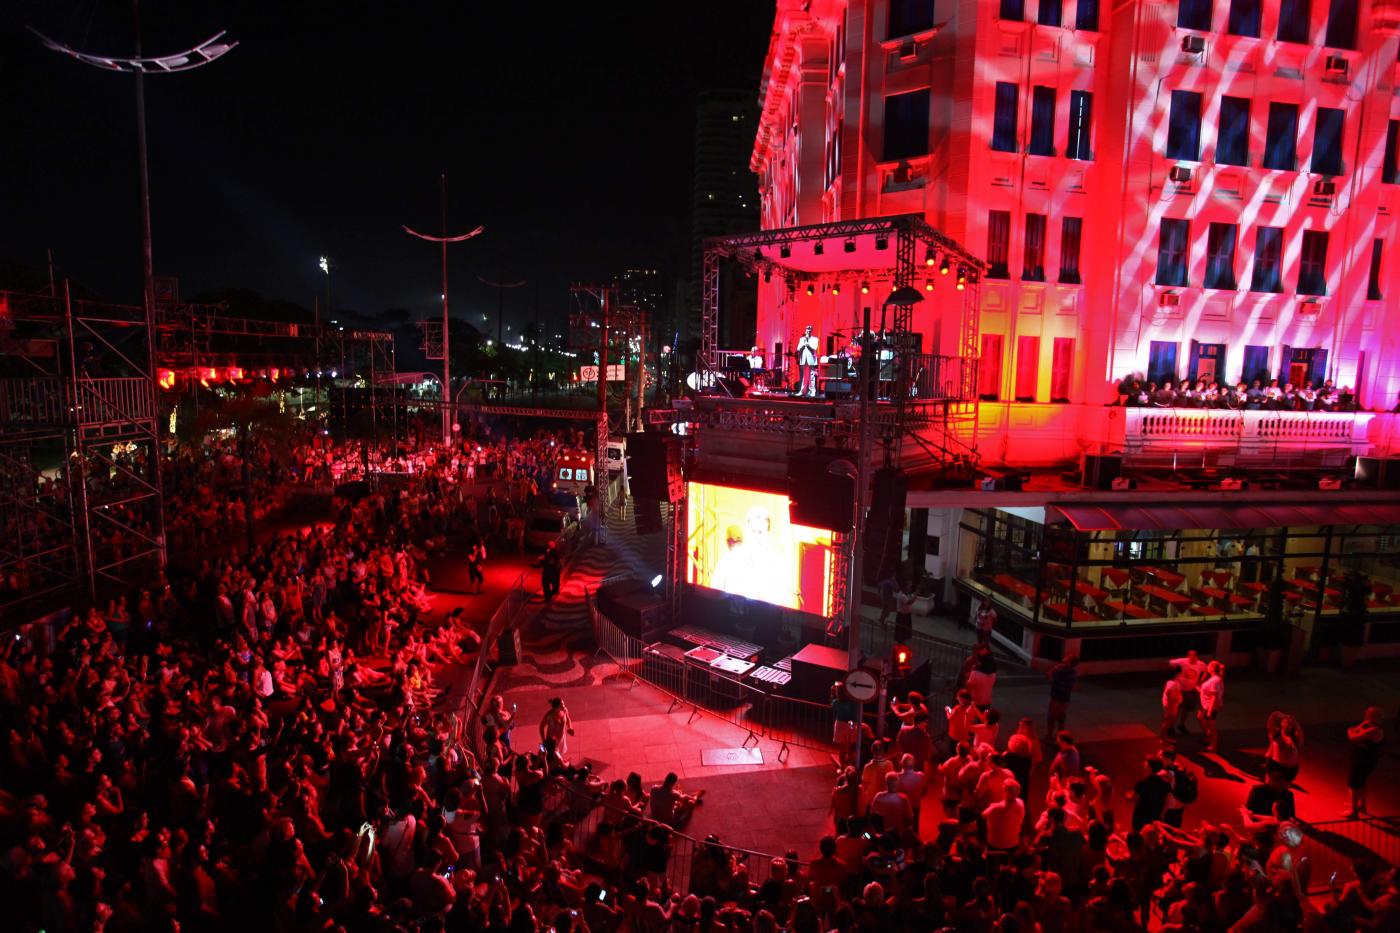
983;798;1025;850
1199;674;1224;713
797;333;819;365
1172;657;1206;691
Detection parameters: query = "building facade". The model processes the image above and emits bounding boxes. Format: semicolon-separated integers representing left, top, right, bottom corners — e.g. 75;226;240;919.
692;90;761;350
751;0;1400;441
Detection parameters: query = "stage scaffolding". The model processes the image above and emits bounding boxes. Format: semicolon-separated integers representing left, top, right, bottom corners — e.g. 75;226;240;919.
0;287;395;621
691;213;987;640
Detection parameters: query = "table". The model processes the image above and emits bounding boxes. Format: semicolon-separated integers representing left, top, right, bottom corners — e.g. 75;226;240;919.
1104;599;1157;619
1055;579;1110;602
1101;568;1132;588
993;573;1038;601
1139;566;1186;588
1140;584;1193;615
1193;585;1230;606
1042;602;1098;623
1241;581;1271;594
1227;594;1257;610
1289;579;1340;598
1204;570;1234;587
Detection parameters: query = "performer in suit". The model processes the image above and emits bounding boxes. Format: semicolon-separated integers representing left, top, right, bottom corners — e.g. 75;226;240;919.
796;324;820;397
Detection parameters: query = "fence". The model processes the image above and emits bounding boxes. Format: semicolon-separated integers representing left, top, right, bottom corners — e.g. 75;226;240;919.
1298;816;1400;892
857;623;970;692
451;570;530;751
539;774;804;897
588;590;967;755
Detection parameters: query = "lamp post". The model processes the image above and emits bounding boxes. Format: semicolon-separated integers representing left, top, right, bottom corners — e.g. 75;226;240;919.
479;275;528;354
317;256;330;412
403;176;484;445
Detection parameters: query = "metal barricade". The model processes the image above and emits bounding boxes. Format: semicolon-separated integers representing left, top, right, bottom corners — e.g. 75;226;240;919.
461;571;530;751
1299;816;1400;892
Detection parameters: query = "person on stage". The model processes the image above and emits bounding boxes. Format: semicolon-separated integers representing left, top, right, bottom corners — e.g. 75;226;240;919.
797;324;820;397
747;345;765;370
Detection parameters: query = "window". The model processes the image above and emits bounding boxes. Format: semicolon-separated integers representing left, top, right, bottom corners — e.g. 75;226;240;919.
1298;229;1329;296
1051;338;1074;402
1075;0;1099;30
1263;102;1299;171
1039;0;1062;27
889;0;935;36
1067;90;1093;160
883;89;930;162
1368;239;1384;301
1059;216;1083;284
992;83;1019;152
1001;0;1026;20
1167;90;1203;161
1024;213;1048;281
1250;227;1284;293
979;335;1004;399
1177;0;1211;31
1311;108;1345;176
1205;223;1238;289
1241;345;1271;385
1383;120;1398;184
1216;96;1250;166
986;210;1012;279
1029;86;1056;156
1325;0;1357;49
1148;341;1179;386
1156;218;1190;287
1015;336;1040;402
1228;0;1262;36
1278;0;1310;42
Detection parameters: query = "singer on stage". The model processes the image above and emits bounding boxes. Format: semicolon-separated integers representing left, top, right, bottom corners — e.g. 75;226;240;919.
797;324;820;398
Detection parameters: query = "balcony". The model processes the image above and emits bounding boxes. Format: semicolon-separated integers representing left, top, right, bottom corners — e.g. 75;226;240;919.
1122;407;1387;469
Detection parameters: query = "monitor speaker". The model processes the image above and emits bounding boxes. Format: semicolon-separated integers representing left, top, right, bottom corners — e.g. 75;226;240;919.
497;627;523;666
787;447;855;531
823;379;853;399
595;579;669;641
863;467;907;582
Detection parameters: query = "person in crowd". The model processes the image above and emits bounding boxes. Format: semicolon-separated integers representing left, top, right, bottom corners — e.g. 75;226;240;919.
1046;655;1079;738
1198;660;1226;752
1169;650;1207;734
1162;665;1184;740
647;772;705;828
1264;711;1304;784
1346;706;1386;817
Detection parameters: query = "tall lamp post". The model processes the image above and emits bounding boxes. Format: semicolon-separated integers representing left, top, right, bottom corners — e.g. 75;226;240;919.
403;176;484;444
31;9;236;577
317;256;331;412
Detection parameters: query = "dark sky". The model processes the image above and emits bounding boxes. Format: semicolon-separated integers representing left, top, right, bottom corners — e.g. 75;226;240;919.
2;1;774;331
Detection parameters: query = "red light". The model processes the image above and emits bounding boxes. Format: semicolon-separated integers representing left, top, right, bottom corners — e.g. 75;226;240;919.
157;369;177;390
893;643;912;675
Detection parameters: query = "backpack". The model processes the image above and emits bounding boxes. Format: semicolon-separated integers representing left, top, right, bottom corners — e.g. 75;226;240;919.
1171;766;1199;804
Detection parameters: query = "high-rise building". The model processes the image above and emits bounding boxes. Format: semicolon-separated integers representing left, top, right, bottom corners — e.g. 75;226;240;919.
753;0;1400;422
691;90;761;349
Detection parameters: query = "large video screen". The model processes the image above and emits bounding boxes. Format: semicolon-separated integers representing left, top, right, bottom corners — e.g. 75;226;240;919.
686;482;835;615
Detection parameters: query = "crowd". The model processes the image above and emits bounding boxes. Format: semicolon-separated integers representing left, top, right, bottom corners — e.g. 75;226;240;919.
1114;376;1362;412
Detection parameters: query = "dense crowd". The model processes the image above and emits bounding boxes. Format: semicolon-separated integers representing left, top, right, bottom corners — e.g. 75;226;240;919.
1114;376;1363;412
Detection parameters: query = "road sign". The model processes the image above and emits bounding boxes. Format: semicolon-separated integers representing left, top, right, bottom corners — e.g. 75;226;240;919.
843;668;878;702
578;364;626;382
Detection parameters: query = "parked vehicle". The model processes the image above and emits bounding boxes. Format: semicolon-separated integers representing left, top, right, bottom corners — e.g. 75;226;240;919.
525;506;574;550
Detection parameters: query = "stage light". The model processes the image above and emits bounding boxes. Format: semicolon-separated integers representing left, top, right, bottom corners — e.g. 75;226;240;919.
779;244;790;258
925;280;935;291
875;235;888;250
925;248;936;267
957;268;967;285
830;283;840;296
860;281;870;294
940;255;950;275
843;238;856;253
893;644;912;676
813;241;824;256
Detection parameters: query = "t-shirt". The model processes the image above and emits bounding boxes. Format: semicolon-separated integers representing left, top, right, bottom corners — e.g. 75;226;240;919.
1245;783;1296;821
983;798;1026;850
1049;664;1078;702
1199;674;1224;713
1131;773;1171;828
1173;658;1206;691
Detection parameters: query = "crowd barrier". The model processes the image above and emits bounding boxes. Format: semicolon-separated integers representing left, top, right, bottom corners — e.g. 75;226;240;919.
1298;815;1400;892
857;623;970;692
588;591;966;756
452;570;530;751
539;773;805;896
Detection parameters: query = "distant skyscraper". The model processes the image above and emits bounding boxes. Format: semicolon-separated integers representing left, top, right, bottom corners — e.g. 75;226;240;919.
690;90;760;350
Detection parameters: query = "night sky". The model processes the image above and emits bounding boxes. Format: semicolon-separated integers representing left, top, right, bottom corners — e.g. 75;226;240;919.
2;1;774;331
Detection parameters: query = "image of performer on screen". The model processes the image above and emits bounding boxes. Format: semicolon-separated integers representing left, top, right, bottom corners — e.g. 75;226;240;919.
712;507;786;602
797;324;820;397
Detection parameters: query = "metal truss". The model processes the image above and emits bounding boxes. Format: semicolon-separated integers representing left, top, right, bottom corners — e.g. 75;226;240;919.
826;531;852;638
700;251;720;375
704;213;987;272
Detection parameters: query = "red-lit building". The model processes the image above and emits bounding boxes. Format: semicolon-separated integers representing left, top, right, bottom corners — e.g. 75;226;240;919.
730;0;1400;669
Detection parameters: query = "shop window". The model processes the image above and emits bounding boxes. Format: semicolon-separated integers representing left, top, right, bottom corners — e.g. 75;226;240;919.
1001;0;1026;20
1216;96;1250;167
1156;218;1190;287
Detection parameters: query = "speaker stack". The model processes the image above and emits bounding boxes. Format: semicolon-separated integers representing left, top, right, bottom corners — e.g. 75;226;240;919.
1080;454;1123;490
862;467;907;582
595;578;669;641
627;432;683;502
787;447;856;532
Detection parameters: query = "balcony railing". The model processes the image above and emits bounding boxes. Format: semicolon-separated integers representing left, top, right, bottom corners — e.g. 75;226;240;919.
1124;407;1381;468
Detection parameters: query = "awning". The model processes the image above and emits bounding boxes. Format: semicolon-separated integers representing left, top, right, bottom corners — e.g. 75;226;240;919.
1054;501;1400;532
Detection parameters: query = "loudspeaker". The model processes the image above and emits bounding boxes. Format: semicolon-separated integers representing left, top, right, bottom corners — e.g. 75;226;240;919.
863;467;907;582
1081;454;1123;490
788;643;849;703
595;579;669;640
823;379;853;399
497;627;523;666
787;447;855;531
634;497;662;534
1355;456;1400;490
627;432;682;501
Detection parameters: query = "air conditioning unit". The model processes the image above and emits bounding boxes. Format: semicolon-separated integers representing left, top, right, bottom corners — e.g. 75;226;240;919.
1181;35;1206;54
1325;55;1349;75
1319;477;1343;491
1159;291;1181;307
1110;476;1138;491
1219;477;1247;491
1314;179;1337;195
1169;164;1194;183
899;38;918;61
1299;299;1322;317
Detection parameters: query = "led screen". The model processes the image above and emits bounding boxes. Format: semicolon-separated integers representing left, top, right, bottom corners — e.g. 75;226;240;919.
686;482;835;614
